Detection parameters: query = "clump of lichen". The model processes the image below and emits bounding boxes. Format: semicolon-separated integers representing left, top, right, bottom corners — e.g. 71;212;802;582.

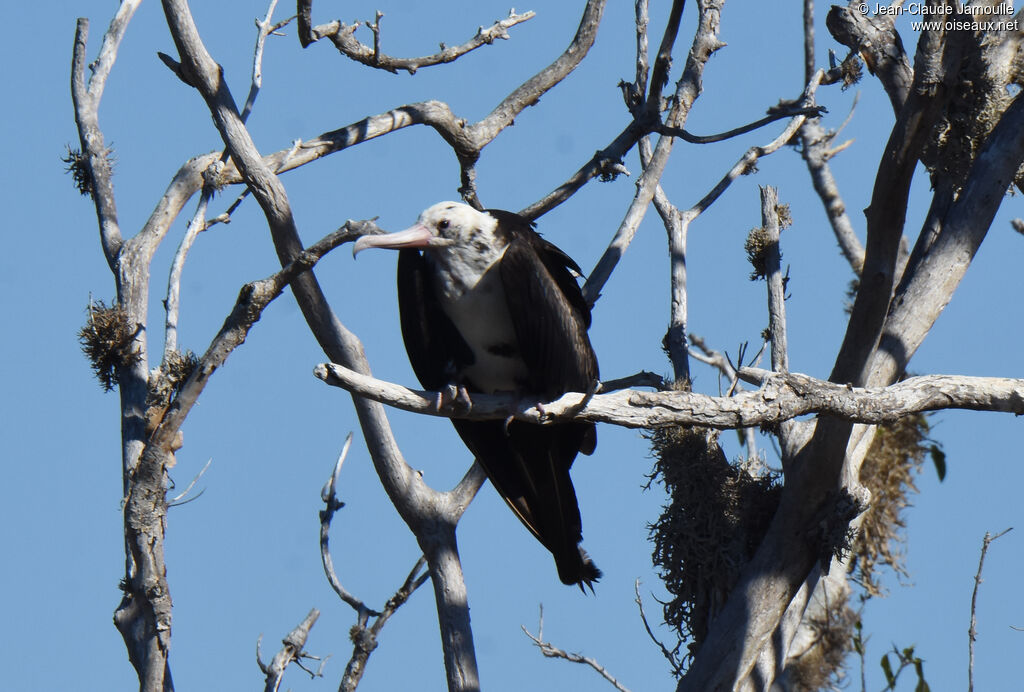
62;147;94;197
839;55;863;90
744;226;772;280
78;300;139;391
745;203;790;281
647;425;781;662
62;145;115;198
146;350;200;412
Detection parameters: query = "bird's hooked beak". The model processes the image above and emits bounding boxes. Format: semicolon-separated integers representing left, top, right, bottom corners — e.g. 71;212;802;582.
352;223;453;257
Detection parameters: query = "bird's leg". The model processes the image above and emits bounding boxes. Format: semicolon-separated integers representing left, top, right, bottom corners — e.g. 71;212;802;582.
578;378;601;409
557;379;601;419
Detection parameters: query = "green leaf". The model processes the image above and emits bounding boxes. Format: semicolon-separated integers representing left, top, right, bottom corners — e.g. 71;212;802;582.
929;444;946;481
914;658;929;692
881;653;895;686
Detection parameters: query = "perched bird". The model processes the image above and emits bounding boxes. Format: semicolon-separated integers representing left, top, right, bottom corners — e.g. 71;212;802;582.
353;202;601;588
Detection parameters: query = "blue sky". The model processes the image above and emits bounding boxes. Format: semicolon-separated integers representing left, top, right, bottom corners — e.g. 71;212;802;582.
3;2;1022;690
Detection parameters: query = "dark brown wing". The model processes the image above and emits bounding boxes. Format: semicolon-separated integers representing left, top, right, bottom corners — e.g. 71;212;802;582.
494;218;598;399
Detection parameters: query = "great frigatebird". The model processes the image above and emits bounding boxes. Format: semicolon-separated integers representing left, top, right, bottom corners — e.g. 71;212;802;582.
353;202;601;588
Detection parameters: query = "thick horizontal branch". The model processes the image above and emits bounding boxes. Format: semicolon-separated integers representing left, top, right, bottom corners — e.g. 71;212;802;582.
314;363;1024;430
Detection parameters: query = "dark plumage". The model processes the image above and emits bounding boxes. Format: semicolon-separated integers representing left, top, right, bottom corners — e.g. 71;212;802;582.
354;202;601;587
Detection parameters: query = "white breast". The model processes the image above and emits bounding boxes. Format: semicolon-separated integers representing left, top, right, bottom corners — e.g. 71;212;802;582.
432;249;528;393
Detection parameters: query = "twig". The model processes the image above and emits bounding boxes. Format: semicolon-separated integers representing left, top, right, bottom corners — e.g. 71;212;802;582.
635;580;684;677
168;458;212;505
163;181;214;359
242;1;293;120
257;609;322;692
657;105;825;144
523;606;632;692
969;528;1013;692
320;434;382;622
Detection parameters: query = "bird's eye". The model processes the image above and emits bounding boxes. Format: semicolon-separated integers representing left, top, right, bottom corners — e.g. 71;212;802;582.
437;219;450;231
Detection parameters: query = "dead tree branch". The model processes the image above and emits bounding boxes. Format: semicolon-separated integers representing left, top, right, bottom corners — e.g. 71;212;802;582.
150;221;372;444
73;7;180;691
257;609;322;692
318;434;434;692
583;0;723;305
297;3;534;74
315;362;1024;430
761;186;789;376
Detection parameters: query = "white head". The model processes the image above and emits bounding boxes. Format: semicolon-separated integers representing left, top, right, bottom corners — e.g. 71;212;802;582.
352;202;501;259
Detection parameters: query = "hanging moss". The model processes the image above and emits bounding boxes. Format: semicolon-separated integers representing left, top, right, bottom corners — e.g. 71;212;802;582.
647;425;781;664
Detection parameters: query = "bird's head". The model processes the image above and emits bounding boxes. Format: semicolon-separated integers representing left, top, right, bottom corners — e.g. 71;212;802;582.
352;202;501;261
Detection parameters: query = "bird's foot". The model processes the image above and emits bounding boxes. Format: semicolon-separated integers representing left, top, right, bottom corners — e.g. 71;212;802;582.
435;384;474;413
535;400;549;421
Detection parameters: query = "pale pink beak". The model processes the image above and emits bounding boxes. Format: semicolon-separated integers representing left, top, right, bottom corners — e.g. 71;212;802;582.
352;224;435;257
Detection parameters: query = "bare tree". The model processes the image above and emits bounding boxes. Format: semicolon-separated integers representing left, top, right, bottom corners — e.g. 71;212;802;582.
69;1;1024;691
